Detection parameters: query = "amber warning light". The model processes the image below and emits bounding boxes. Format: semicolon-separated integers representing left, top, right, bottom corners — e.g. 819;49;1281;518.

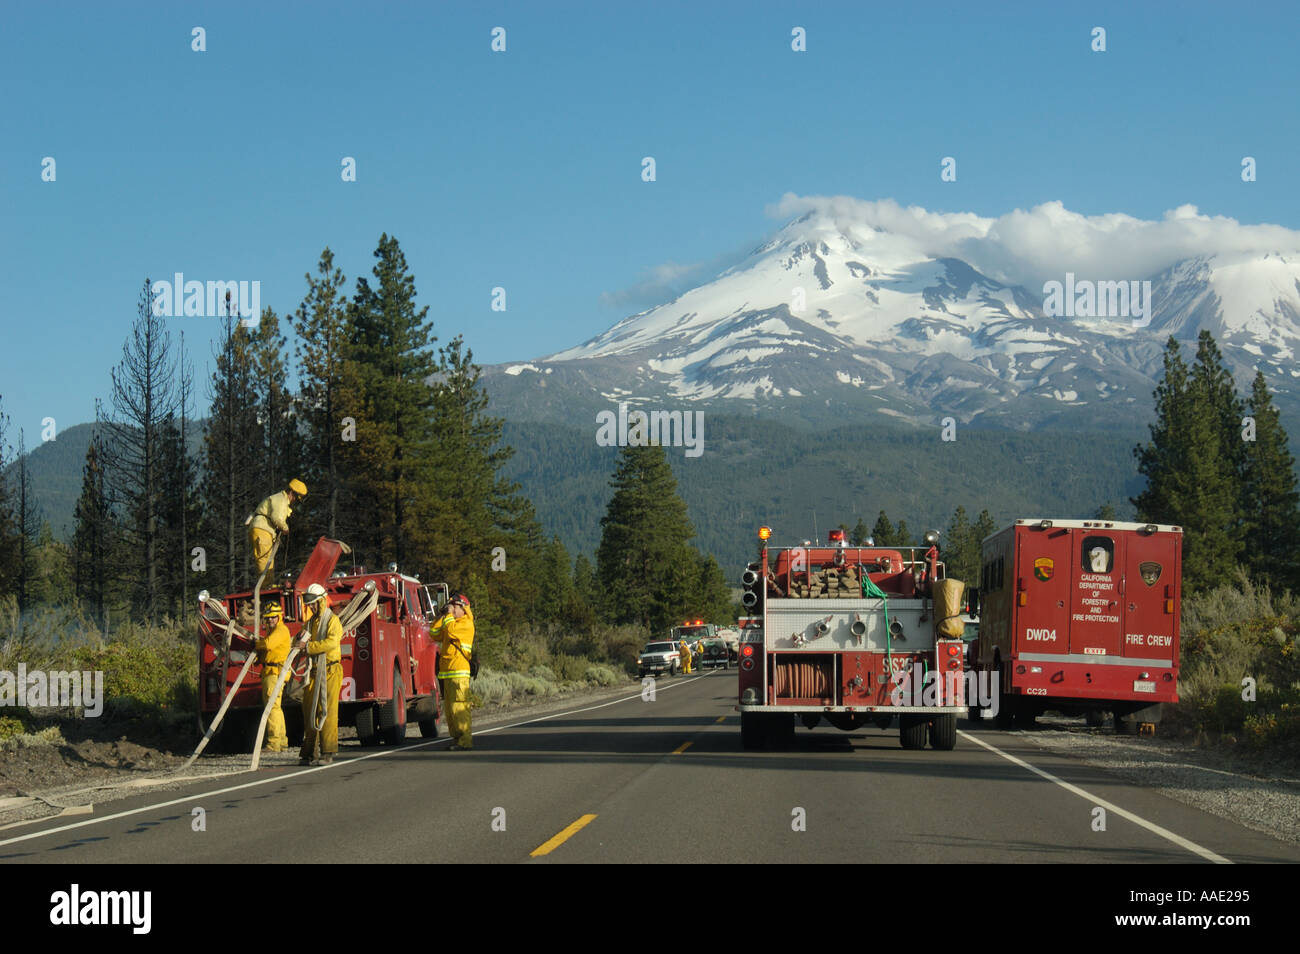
758;526;772;541
828;529;845;544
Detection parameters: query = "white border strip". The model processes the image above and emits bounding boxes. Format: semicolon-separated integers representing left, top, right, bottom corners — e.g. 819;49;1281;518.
959;730;1232;864
0;674;709;849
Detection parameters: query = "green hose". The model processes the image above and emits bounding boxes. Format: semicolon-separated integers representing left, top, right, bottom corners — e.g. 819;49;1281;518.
859;566;894;681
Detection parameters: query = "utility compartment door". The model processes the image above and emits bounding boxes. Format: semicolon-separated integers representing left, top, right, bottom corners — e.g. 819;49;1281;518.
1015;526;1072;656
1069;529;1124;656
1119;532;1179;667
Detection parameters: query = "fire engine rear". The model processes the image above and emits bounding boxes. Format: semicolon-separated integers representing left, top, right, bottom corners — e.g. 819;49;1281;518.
969;519;1181;730
738;527;968;751
198;537;449;751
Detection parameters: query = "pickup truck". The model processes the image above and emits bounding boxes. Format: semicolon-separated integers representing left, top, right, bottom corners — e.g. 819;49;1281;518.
638;641;682;678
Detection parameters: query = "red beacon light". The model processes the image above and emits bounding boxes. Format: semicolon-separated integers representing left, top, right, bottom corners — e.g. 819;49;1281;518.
828;528;846;547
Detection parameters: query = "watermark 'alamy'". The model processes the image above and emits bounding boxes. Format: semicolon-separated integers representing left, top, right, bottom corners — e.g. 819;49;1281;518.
1042;272;1152;328
596;402;704;458
1;664;104;717
890;667;999;716
50;884;151;934
150;272;260;324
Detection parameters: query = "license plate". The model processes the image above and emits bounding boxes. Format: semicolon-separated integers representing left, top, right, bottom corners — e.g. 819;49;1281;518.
1133;680;1156;693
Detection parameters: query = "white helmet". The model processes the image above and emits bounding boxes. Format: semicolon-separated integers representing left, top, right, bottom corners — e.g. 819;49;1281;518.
304;583;327;603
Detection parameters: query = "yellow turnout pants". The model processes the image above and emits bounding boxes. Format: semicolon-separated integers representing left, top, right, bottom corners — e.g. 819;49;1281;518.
300;661;342;759
249;527;275;574
261;667;287;751
440;677;473;749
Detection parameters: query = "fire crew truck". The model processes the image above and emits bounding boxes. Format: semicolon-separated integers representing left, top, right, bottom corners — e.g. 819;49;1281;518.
968;519;1181;731
738;527;968;751
198;537;449;751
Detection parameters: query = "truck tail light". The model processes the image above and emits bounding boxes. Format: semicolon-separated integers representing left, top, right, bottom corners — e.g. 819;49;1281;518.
1164;599;1173;613
1018;593;1028;606
741;658;754;671
742;645;754;657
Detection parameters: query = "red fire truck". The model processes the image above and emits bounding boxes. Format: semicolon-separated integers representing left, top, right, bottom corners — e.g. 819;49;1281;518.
198;537;449;751
969;518;1182;730
738;527;968;751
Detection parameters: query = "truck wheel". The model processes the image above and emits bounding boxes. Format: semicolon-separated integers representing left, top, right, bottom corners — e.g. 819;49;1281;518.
379;669;407;746
1084;709;1105;727
1014;703;1037;729
900;715;928;749
741;713;767;750
994;698;1015;730
418;717;438;738
929;714;957;750
773;714;795;747
355;705;379;747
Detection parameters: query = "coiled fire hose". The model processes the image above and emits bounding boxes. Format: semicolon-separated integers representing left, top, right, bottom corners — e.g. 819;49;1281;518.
248;580;379;770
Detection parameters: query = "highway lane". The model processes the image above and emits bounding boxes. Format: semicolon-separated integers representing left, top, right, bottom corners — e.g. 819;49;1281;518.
1;670;1296;864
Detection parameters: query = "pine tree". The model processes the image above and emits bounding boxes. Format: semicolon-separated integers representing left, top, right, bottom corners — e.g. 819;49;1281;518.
340;234;438;566
12;429;41;617
596;444;699;633
696;553;734;623
1133;336;1242;590
99;280;186;623
850;517;871;546
971;509;997;569
893;519;911;547
251;307;304;569
0;396;18;598
293;248;349;539
1241;371;1300;590
200;309;262;593
871;511;895;547
943;506;979;584
72;426;115;631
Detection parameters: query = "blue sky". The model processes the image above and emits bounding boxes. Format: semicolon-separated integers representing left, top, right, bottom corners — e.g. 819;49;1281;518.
2;0;1296;441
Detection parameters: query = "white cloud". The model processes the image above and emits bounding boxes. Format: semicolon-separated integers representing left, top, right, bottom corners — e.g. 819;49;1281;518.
766;193;1300;290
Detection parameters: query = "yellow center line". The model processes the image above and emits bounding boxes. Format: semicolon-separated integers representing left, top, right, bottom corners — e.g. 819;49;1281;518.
672;740;693;754
530;814;598;857
714;715;726;724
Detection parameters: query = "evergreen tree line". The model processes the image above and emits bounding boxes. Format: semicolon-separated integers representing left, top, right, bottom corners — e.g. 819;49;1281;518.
2;236;733;663
1134;331;1300;593
842;506;996;589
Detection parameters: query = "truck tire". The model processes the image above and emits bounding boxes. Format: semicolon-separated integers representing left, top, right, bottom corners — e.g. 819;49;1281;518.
1085;709;1105;727
899;714;928;750
741;712;767;750
353;712;379;748
418;715;439;738
356;705;379;746
379;668;407;746
929;714;957;750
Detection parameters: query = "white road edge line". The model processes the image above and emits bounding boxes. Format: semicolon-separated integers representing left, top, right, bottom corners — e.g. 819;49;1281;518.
0;673;710;849
958;730;1233;864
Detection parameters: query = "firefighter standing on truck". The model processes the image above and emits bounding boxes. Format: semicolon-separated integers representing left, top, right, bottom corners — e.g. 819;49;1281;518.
247;479;307;576
256;601;291;753
432;594;474;751
298;583;342;765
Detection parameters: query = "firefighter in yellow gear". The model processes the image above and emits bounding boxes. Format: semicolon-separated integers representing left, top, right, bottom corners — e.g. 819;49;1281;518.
256;601;291;752
297;583;342;765
678;639;693;674
431;594;474;751
247;479;307;575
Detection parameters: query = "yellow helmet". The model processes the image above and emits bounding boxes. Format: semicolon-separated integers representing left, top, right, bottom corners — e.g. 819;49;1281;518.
288;478;307;496
261;600;283;618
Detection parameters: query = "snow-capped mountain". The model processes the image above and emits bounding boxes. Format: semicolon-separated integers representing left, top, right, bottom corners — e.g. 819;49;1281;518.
487;205;1300;430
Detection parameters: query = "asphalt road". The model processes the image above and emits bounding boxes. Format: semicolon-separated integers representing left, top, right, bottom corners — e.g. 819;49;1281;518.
1;670;1296;864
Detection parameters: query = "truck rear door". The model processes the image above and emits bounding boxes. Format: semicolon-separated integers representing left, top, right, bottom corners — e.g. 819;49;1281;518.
1119;531;1179;669
1069;529;1123;656
1015;526;1071;657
